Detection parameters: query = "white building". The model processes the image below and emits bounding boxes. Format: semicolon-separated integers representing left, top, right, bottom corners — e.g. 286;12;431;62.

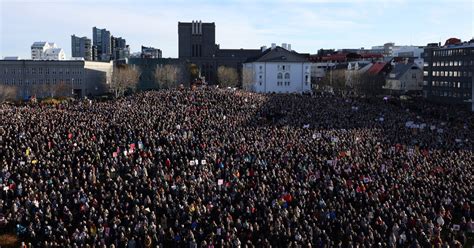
243;45;311;93
31;42;66;60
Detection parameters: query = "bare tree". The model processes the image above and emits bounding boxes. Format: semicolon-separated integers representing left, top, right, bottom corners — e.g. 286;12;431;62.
354;73;385;97
0;85;18;103
154;64;181;89
241;67;254;91
50;81;72;98
217;66;238;88
318;69;347;95
111;66;140;97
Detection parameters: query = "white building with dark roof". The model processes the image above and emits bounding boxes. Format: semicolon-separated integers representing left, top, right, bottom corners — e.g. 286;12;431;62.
243;45;312;93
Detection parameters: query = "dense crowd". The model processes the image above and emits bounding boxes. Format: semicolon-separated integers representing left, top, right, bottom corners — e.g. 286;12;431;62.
0;89;473;247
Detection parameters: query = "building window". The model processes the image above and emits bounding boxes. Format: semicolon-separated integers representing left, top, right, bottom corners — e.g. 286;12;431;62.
284;73;290;79
277;73;283;79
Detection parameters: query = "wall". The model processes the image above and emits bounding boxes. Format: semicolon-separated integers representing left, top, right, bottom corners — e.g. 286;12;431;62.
248;62;311;93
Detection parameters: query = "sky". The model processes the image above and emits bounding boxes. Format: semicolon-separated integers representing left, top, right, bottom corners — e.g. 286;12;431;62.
0;0;473;59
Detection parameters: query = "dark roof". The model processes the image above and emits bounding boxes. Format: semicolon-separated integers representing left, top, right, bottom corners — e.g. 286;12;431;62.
387;63;419;80
245;46;309;63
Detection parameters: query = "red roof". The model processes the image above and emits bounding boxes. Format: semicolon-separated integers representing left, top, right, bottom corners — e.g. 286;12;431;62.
445;38;461;46
367;62;387;75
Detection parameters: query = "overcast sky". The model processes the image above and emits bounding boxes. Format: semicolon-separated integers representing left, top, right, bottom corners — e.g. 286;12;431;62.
1;0;473;59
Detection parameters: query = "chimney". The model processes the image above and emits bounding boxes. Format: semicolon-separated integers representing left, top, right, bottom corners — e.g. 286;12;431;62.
271;43;276;49
282;43;287;50
260;46;267;52
199;20;202;35
288;44;291;51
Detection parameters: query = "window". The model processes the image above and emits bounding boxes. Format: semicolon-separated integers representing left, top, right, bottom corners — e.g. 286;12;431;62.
282;65;286;70
423;71;428;76
284;73;290;79
305;75;309;83
277;73;283;79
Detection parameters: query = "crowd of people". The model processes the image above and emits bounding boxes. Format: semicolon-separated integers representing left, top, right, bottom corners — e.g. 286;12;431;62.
0;88;473;247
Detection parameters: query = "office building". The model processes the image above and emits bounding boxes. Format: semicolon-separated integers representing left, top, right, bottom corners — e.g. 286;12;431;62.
93;27;111;61
178;20;261;84
141;46;162;59
422;38;474;108
0;60;113;99
71;35;92;60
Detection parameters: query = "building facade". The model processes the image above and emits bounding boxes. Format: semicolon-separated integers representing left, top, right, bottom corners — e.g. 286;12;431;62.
71;35;92;61
31;42;66;60
383;63;423;94
111;36;129;60
178;20;261;84
0;60;113;99
92;27;111;61
243;46;311;93
141;46;162;59
422;39;474;107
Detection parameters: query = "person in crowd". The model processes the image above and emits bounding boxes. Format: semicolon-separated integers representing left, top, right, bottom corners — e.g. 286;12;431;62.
0;88;472;247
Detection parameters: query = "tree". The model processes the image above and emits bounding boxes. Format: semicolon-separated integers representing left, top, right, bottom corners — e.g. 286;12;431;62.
0;85;18;103
241;67;254;91
217;66;238;88
111;66;140;97
188;63;200;82
318;69;347;95
50;81;72;98
154;64;181;89
353;73;385;97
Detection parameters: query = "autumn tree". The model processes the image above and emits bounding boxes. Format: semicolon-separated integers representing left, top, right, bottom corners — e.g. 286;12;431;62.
241;67;254;91
217;66;238;88
111;66;140;97
0;85;18;103
154;64;181;89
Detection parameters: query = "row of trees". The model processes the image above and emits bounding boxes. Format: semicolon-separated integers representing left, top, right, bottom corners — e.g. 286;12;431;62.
0;82;73;103
317;69;386;97
217;66;254;89
1;64;256;102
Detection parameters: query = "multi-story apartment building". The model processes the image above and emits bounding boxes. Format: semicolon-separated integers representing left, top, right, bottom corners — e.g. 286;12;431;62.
71;35;92;61
31;42;66;60
422;38;474;108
